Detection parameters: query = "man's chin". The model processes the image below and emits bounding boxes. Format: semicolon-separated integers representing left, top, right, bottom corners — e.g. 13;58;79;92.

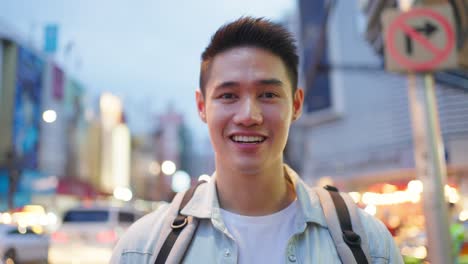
229;159;265;175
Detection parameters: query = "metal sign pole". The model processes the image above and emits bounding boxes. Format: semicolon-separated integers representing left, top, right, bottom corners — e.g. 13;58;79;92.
407;72;452;263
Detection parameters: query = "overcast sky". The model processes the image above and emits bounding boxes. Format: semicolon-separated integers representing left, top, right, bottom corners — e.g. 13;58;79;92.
0;0;296;144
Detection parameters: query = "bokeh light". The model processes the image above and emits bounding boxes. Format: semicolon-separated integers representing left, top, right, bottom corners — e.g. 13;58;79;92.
113;187;133;202
171;171;191;193
148;161;161;175
42;110;57;123
161;160;176;175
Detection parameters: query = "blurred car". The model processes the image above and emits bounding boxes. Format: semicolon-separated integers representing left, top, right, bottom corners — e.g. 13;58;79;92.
48;205;143;264
0;224;49;264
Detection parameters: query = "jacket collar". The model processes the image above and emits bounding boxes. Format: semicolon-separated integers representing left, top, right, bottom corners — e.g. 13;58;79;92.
180;164;327;228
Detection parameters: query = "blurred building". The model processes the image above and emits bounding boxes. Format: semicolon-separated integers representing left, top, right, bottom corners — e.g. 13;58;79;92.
98;93;131;194
290;0;468;190
0;23;57;210
83;116;102;190
156;105;183;168
130;105;214;202
39;62;67;177
189;137;215;182
288;2;468;258
130;133;157;200
0;38;16;166
0;20;100;211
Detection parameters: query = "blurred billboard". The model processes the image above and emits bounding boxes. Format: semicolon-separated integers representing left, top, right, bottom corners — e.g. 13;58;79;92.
13;46;44;170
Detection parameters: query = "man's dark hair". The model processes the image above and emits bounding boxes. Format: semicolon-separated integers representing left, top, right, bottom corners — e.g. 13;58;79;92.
199;17;299;96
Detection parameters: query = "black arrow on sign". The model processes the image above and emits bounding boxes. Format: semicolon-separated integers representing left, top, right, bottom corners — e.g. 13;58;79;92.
405;21;438;55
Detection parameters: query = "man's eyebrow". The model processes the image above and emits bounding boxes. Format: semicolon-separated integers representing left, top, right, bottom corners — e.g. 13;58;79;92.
214;79;283;90
256;78;284;86
215;81;239;90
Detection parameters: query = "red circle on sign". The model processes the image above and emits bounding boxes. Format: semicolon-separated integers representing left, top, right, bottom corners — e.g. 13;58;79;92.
385;8;455;71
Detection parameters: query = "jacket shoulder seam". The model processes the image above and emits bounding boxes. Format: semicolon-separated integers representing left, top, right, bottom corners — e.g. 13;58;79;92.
121;250;153;256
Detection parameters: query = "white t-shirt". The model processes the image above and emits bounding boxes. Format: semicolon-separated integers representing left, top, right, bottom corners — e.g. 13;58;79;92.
220;200;298;264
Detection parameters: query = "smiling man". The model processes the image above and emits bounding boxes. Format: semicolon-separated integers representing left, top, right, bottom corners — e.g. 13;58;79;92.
197;44;301;217
111;17;403;264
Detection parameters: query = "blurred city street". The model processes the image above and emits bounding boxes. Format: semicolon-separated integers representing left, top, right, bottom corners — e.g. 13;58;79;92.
0;0;467;263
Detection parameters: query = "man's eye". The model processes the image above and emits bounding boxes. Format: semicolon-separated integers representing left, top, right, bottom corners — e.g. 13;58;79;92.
220;93;236;99
260;92;277;98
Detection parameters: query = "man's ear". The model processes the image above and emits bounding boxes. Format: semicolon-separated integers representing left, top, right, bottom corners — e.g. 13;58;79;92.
292;88;304;121
196;90;207;123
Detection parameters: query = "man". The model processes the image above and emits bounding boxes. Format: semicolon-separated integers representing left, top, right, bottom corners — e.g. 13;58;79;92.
5;148;22;210
111;17;403;263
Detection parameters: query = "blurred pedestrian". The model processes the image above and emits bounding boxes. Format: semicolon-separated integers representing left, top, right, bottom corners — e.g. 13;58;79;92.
5;147;22;211
111;17;403;263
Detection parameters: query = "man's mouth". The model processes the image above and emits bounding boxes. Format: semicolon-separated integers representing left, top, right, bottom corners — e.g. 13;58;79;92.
230;135;266;144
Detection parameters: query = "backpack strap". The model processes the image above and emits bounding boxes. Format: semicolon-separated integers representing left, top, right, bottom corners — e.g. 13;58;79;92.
154;180;207;264
316;185;371;264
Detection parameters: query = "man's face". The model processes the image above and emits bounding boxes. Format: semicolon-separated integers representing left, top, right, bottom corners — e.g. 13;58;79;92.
196;47;304;174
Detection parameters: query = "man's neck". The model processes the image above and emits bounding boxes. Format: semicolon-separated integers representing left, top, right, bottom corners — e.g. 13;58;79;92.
215;162;296;216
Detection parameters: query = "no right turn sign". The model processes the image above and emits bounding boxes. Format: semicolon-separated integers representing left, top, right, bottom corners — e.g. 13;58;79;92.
382;4;457;72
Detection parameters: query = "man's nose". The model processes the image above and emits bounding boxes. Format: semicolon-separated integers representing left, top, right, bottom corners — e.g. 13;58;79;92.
233;97;263;126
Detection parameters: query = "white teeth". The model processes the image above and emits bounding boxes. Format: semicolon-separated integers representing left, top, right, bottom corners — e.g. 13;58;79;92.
232;135;265;143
